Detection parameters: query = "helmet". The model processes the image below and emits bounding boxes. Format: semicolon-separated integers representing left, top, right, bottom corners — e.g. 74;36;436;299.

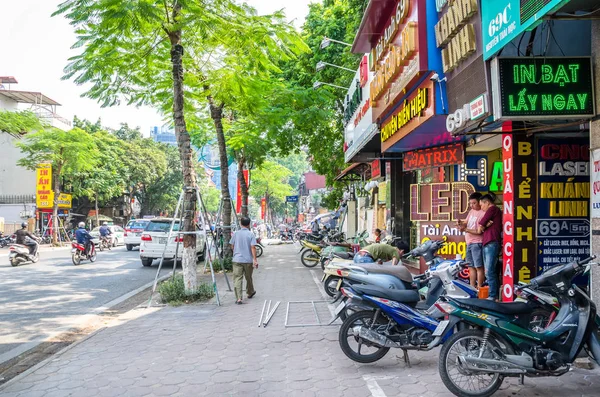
78;222;85;228
103;222;108;226
21;222;27;228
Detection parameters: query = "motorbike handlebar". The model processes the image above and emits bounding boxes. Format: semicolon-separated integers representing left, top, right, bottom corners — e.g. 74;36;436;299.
577;255;597;267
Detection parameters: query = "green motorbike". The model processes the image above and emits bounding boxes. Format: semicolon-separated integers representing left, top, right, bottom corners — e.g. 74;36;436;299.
434;256;600;397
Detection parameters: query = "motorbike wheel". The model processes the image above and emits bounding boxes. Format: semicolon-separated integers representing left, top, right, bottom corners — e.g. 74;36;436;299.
339;310;390;363
10;258;18;267
323;276;340;297
99;242;104;252
31;253;40;263
300;249;320;268
89;247;97;262
72;253;81;266
439;329;504;397
256;244;263;258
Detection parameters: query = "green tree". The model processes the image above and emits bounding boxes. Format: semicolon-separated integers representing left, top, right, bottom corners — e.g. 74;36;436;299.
54;0;246;292
138;143;181;216
17;128;99;244
112;123;143;141
249;161;294;222
0;110;43;137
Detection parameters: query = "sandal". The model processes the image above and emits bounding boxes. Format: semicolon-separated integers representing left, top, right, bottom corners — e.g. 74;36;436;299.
248;292;256;299
235;300;243;305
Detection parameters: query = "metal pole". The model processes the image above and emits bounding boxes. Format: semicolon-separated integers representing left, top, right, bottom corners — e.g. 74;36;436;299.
171;191;186;280
148;190;184;307
196;188;221;306
258;300;267;327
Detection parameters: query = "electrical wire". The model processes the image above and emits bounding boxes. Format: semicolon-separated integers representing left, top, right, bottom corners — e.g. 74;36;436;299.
555;7;600;17
549;21;566;56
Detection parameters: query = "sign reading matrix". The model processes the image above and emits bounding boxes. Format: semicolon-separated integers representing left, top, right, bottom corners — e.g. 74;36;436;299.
491;57;594;120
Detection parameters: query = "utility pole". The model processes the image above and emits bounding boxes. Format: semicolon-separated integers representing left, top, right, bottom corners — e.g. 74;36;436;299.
590;20;600;307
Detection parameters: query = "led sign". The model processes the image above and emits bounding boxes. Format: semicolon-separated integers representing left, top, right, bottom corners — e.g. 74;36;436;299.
403;143;464;171
371;0;410;65
491;57;595;120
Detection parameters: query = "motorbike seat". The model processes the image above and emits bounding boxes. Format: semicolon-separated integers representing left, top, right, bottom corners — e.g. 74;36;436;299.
355;263;414;284
333;252;353;260
453;298;532;315
352;284;420;304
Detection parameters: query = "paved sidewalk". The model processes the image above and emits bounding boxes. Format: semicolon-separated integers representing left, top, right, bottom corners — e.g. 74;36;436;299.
1;244;599;397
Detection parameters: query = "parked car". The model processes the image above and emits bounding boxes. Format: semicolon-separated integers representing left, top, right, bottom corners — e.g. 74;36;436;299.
89;225;125;247
124;219;151;251
139;218;206;267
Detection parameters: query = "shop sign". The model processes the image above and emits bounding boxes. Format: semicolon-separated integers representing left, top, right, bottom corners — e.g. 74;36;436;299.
381;85;431;145
592;149;600;218
286;195;299;203
371;159;381;179
344;79;363;124
501;133;515;301
482;0;571;60
446;95;489;134
57;193;72;209
411;182;476;260
36;163;54;209
260;197;266;220
370;0;419;107
435;0;478;73
344;56;374;160
404;143;464;172
236;169;250;213
491;57;594;120
537;138;590;276
455;155;490;192
378;181;387;204
469;94;487;120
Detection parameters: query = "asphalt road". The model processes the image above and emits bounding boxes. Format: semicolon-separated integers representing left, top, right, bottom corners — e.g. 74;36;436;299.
0;245;173;364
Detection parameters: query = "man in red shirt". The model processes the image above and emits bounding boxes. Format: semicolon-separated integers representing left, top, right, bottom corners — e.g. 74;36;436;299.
478;194;502;300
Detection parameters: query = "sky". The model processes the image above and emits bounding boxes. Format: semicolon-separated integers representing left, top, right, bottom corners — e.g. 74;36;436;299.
0;0;313;135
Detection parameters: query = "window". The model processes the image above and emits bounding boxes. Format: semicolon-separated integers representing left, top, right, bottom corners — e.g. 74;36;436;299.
146;221;180;233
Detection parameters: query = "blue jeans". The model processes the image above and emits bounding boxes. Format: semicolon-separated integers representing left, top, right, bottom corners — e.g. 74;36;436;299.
483;241;500;299
354;253;374;264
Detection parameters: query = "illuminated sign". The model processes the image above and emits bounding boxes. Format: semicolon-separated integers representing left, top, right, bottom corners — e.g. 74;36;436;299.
501;133;514;301
435;0;478;73
491;57;594;119
592;149;600;218
371;0;410;65
537;138;590;277
403;143;464;171
410;182;474;222
36;163;54;209
482;0;571;60
381;87;429;143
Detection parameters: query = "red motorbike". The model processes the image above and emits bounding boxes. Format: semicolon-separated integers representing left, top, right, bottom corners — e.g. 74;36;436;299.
71;241;96;266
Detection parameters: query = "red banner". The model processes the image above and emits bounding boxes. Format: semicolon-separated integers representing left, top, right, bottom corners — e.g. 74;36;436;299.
371;159;381;179
501;126;514;302
236;170;250;214
260;197;266;220
403;143;464;171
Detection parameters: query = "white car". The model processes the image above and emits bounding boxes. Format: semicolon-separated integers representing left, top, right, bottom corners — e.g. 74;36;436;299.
124;219;151;251
139;218;206;267
89;225;125;247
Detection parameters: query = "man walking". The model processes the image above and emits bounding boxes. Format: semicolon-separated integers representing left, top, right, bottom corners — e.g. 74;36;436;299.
230;217;258;305
458;192;486;289
478;194;503;301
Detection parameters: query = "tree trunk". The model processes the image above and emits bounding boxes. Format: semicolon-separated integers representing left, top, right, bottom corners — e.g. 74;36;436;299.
52;165;61;245
209;101;233;258
95;192;99;228
238;157;249;218
168;11;198;294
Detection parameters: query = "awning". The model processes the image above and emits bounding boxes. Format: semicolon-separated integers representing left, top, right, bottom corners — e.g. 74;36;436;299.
334;162;370;181
0;90;61;106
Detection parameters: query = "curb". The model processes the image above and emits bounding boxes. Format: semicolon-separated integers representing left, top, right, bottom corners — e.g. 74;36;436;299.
0;327;108;392
0;272;171;371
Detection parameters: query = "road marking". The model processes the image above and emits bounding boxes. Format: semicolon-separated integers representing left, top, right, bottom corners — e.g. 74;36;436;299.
362;375;392;397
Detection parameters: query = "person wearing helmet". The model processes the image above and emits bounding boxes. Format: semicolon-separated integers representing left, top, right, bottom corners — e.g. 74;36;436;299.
15;222;39;254
75;222;93;257
99;222;112;245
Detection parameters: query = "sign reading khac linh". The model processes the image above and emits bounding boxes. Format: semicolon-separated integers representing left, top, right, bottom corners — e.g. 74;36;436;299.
491;57;594;120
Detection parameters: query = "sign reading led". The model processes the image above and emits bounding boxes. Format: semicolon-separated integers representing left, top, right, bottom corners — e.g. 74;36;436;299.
492;57;594;120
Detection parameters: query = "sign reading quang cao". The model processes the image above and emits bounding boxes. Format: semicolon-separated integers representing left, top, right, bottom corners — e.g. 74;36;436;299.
491;57;594;120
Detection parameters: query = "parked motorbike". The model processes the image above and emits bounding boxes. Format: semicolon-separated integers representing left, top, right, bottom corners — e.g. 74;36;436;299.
71;241;97;266
0;232;15;248
435;256;600;397
299;231;347;268
8;240;40;267
99;236;112;251
256;236;264;258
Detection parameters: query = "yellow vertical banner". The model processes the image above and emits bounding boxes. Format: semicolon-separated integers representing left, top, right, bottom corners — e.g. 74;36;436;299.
36;163;54;209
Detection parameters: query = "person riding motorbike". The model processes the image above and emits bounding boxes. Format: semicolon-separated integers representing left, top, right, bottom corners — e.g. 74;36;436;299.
75;222;93;257
15;222;40;255
99;222;112;246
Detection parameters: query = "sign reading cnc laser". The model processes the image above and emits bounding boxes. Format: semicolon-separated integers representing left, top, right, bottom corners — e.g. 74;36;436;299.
492;57;595;119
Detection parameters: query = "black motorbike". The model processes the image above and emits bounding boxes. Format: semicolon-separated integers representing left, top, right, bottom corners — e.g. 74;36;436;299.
0;232;15;248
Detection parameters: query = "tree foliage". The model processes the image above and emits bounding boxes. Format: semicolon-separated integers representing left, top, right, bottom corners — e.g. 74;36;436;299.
0;110;44;137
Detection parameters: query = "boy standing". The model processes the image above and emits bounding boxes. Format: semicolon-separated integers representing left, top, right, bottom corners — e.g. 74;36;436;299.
458;192;485;289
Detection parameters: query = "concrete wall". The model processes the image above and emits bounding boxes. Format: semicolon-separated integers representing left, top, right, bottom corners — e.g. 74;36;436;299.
0;134;36;196
0;96;18;111
0;204;35;225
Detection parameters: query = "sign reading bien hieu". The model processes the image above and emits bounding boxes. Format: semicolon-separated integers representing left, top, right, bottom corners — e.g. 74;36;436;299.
491;57;594;120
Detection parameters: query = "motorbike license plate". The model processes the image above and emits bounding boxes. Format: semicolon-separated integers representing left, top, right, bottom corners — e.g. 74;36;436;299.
432;320;450;337
158;238;167;244
334;300;347;315
71;249;77;253
336;278;343;291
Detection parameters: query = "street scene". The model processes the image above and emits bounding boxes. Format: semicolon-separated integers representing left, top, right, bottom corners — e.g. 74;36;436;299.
2;0;600;396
